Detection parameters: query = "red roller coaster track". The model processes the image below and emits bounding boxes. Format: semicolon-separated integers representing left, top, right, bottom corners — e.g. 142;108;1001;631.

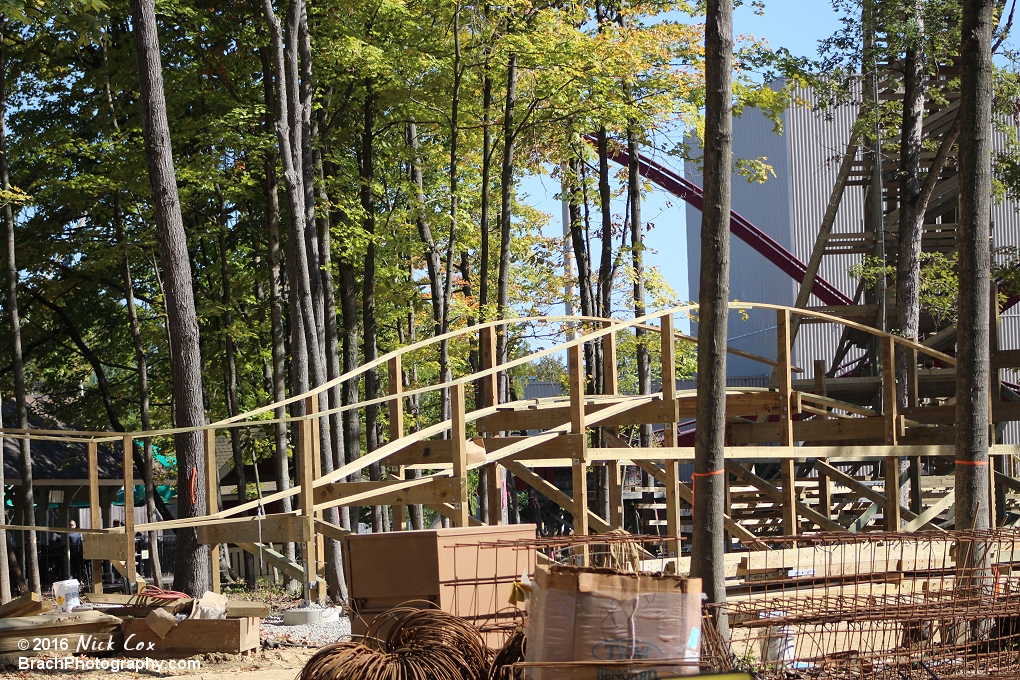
605;144;853;307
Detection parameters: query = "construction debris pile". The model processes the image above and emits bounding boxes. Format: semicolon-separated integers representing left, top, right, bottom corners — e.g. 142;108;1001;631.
0;585;267;660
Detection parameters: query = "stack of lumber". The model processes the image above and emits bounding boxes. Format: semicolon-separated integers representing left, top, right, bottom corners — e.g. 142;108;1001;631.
0;610;123;655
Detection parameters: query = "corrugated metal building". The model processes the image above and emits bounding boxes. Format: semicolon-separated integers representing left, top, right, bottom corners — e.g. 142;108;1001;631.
685;85;1020;416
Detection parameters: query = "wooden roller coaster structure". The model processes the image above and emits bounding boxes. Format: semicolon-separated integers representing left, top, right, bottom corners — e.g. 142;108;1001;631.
3;299;1020;603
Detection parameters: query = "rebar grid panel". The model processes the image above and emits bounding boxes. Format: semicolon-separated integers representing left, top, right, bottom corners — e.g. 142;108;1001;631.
713;529;1020;679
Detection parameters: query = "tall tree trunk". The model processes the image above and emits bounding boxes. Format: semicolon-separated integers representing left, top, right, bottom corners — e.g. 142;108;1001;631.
254;20;297;578
627;126;651;447
894;12;926;511
262;0;346;600
496;52;518;401
131;0;209;595
360;83;385;533
0;22;19;600
479;55;492;317
955;0;994;534
693;0;732;638
117;195;164;589
596;128;613;320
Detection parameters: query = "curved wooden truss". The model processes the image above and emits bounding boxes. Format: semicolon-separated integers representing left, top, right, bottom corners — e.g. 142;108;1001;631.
4;302;1018;598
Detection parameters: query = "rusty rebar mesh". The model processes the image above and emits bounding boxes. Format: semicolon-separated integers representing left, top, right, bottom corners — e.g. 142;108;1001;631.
709;529;1020;679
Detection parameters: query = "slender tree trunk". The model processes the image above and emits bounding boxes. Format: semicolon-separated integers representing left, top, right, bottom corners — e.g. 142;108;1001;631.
955;0;994;534
894;14;926;511
596;128;613;320
360;83;385;533
262;0;346;599
131;0;209;595
496;52;518;401
480;55;492;317
693;0;732;638
255;26;297;576
627;127;651;447
117;196;164;589
0;24;17;600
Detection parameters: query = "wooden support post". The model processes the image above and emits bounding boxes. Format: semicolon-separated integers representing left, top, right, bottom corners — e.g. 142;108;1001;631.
388;356;406;530
660;313;681;556
568;342;589;554
480;326;498;409
881;335;901;530
479;326;500;525
298;398;317;602
908;348;922;514
609;462;623;529
450;383;470;527
777;309;797;535
884;455;902;530
813;359;831;520
204;429;220;594
121;435;136;593
602;322;621;530
485;463;502;526
87;441;102;594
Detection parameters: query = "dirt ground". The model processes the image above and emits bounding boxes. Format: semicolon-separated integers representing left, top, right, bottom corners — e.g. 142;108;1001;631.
0;647;318;679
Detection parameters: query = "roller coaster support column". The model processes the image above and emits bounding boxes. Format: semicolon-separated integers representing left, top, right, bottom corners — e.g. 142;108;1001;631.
204;428;220;593
568;342;589;562
661;313;682;557
298;397;319;602
389;356;406;530
883;335;902;530
602;325;623;529
87;440;102;594
451;383;470;527
122;435;136;593
777;309;797;536
480;326;502;525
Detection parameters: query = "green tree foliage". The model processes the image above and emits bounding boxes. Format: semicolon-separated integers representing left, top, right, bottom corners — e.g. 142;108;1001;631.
0;0;791;502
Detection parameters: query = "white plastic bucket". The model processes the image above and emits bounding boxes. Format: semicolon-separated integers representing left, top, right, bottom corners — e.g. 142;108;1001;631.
53;579;80;613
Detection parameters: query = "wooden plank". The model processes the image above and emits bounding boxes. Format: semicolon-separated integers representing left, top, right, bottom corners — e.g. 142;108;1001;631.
726;461;845;533
122;435;136;591
727;416;888;445
676;391;782;418
82;532;131;561
661;313;681;557
885;456;901;530
204;428;220;594
0;592;43;619
476;398;674;433
632;460;759;544
777;310;796;536
602;323;618;396
485;463;502;526
903;491;956;531
882;335;899;445
450;383;470;527
502;460;612;533
313;519;351;543
814;361;832;520
299;396;318;597
798;392;877;418
195;514;313;546
479;325;498;409
567;343;589;545
236;542;304;581
87;440;102;595
813;459;923;524
992;348;1020;369
390;434;585;466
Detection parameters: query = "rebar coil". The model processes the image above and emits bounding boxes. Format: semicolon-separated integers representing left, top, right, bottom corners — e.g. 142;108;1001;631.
298;606;490;680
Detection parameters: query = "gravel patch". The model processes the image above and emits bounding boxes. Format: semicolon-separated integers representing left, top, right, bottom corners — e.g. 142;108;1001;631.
261;612;352;647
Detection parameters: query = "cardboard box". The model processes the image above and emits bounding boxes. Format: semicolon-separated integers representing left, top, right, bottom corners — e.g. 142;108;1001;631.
344;524;537;645
524;565;703;679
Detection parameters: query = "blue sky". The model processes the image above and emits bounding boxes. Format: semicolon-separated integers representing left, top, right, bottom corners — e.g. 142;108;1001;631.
520;1;843;324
